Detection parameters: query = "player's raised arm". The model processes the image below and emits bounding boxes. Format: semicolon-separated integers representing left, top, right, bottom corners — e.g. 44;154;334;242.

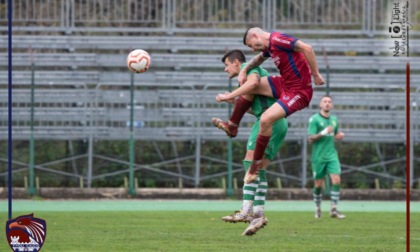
237;53;267;85
293;40;325;86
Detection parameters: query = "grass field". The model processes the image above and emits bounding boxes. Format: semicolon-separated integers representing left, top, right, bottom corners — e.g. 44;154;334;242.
0;200;418;252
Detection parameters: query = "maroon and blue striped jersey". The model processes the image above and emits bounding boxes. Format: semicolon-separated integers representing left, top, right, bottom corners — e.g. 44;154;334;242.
262;32;312;89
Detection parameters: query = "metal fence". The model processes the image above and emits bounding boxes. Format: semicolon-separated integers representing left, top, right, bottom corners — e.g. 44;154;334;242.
0;79;416;188
0;0;418;190
1;0;419;36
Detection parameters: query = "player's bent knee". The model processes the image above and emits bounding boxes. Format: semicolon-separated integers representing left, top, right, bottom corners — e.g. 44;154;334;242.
260;113;281;128
259;117;271;128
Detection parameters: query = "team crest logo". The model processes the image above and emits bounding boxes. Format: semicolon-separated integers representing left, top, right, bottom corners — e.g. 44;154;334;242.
6;214;47;252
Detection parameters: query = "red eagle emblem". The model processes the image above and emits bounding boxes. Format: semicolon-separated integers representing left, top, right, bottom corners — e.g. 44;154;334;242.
5;213;47;252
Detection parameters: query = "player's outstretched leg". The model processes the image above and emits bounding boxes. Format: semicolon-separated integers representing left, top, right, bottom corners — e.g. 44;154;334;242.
211;118;238;138
212;96;253;138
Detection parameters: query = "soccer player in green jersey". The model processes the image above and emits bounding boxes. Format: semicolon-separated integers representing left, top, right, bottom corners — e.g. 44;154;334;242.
213;50;288;236
308;95;345;219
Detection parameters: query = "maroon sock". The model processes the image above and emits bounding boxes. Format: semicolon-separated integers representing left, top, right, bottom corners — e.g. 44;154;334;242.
253;134;271;161
229;96;253;125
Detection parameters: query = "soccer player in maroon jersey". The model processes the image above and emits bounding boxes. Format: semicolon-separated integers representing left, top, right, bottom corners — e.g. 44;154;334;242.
215;27;325;183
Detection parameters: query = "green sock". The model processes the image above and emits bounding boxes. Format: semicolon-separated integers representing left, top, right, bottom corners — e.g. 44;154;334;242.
242;160;257;214
330;184;341;207
313;187;322;208
253;169;267;217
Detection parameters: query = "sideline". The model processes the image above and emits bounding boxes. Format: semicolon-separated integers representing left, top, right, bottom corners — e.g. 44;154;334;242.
0;200;414;212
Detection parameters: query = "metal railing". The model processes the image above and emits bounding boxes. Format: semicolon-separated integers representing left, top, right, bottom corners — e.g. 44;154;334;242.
1;0;418;36
0;0;418;189
0;80;416;188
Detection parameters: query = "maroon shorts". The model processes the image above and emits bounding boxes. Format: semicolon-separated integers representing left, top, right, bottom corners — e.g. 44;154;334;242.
267;75;313;117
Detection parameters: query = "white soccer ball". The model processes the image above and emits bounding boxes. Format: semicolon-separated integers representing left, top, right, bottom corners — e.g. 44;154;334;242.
127;49;151;73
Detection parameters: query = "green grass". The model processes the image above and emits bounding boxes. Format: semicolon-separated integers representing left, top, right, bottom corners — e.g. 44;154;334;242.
1;211;417;252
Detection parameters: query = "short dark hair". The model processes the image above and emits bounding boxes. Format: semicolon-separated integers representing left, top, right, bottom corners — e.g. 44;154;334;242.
221;50;246;64
243;27;252;45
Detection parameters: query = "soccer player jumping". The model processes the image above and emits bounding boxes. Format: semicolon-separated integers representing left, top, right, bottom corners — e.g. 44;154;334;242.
215;50;288;236
215;27;325;183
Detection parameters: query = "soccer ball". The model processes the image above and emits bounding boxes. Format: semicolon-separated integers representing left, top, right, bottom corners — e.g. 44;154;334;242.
127;49;151;73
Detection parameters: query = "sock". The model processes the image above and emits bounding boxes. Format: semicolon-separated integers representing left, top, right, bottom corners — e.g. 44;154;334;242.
242;160;258;214
229;96;253;125
330;184;341;208
313;187;322;208
253;134;271;161
254;169;267;217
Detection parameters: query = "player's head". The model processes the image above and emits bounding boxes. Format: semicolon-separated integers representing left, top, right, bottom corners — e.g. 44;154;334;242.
221;50;246;78
319;95;333;113
243;27;268;52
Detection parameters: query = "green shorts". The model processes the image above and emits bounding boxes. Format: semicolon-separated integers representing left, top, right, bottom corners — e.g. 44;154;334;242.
247;118;288;160
311;160;341;180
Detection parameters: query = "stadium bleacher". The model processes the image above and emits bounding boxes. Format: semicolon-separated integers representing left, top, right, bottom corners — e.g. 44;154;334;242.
1;69;416;90
0;35;415;143
2;35;420;54
0;34;416;149
0;0;418;188
0;36;420;140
